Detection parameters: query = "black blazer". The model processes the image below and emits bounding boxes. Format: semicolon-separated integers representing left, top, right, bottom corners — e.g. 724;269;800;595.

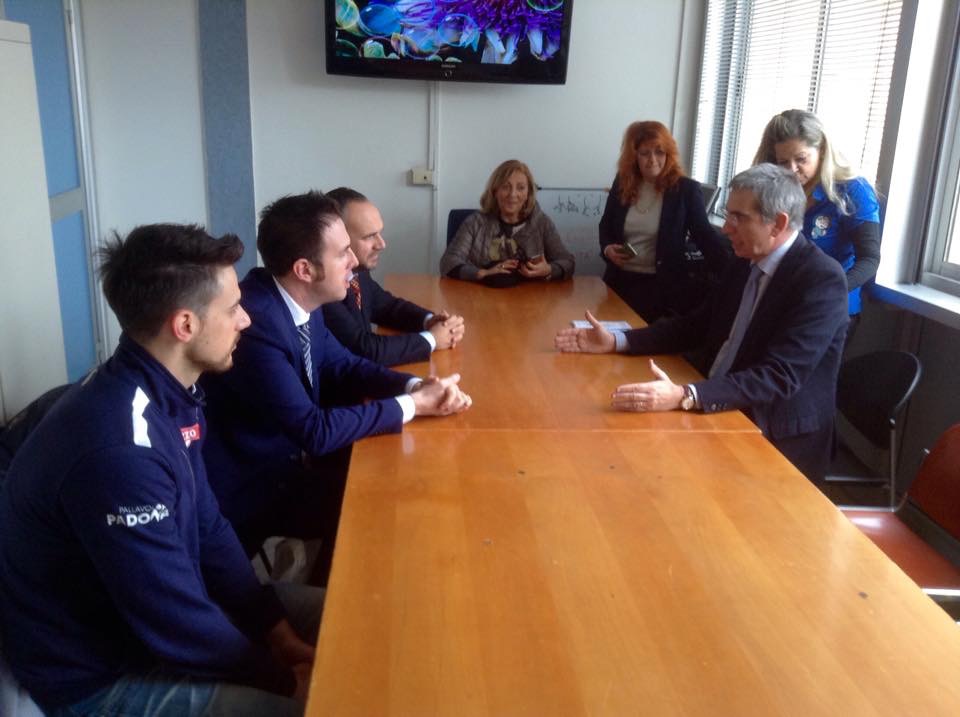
599;175;731;309
321;269;433;367
623;234;849;479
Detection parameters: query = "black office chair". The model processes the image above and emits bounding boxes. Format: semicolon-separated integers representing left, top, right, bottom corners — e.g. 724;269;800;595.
699;183;720;214
446;208;475;246
827;350;921;508
0;383;72;480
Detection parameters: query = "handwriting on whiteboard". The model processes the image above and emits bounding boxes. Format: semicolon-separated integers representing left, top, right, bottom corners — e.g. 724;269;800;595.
539;189;607;276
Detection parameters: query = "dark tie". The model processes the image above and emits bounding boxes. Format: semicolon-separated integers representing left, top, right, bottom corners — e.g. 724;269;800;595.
710;264;763;378
297;321;313;388
349;277;362;310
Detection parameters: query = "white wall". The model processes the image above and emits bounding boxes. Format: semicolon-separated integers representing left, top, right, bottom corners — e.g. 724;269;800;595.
79;0;209;347
0;20;68;420
66;0;701;352
247;0;703;276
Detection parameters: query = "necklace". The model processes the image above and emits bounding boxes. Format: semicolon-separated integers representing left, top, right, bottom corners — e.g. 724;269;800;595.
635;192;658;214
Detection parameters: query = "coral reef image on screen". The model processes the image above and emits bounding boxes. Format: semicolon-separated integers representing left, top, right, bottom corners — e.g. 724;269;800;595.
334;0;565;64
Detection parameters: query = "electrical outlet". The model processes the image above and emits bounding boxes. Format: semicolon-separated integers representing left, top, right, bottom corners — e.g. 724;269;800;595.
410;167;435;186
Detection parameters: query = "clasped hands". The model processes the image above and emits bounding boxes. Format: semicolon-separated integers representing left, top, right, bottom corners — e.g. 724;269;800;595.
477;255;551;280
425;310;466;350
554;310;685;412
411;373;472;416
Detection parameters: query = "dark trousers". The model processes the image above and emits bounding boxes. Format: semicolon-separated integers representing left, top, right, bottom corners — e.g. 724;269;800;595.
774;424;834;486
602;264;710;323
602;265;664;323
238;443;352;586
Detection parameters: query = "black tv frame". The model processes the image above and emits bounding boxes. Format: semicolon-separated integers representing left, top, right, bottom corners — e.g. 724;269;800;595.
325;1;575;85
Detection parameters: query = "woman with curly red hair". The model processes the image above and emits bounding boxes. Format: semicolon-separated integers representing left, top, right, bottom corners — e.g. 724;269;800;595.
599;121;730;321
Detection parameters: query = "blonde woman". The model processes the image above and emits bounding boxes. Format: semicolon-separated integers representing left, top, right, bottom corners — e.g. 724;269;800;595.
440;159;574;286
754;109;881;325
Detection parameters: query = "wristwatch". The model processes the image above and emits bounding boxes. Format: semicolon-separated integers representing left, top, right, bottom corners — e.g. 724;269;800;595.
680;384;697;411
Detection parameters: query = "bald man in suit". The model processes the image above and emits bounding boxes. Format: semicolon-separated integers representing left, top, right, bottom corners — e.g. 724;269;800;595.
323;187;465;366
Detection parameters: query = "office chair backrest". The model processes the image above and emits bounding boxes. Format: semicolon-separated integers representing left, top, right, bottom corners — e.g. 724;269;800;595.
836;350;921;448
699;183;720;214
908;423;960;540
0;383;72;479
446;209;475;246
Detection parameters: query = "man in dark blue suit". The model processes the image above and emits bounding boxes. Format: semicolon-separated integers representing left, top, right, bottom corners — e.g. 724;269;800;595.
323;187;465;366
202;191;471;570
556;164;849;483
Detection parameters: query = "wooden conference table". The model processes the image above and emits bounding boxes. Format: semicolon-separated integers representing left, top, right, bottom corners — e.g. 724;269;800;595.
306;276;960;716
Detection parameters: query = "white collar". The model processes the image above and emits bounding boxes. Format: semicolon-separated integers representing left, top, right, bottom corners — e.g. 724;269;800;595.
754;229;798;278
272;276;311;327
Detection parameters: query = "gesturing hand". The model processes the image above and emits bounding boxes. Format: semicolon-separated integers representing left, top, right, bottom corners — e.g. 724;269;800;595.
554;310;616;354
610;359;684;412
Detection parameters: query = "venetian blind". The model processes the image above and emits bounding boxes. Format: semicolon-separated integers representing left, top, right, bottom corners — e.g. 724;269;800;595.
692;0;903;192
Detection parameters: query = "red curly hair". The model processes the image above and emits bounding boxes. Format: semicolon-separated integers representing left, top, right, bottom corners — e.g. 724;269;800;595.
616;121;685;205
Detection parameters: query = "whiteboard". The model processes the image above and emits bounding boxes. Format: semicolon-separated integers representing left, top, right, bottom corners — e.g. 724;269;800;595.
538;188;608;276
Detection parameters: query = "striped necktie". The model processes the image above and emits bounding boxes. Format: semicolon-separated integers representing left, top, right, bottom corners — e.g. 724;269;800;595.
349;276;362;310
710;263;763;378
297;321;313;388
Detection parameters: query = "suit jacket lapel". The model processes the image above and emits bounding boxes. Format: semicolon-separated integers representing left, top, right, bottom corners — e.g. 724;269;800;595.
260;269;319;400
736;235;806;361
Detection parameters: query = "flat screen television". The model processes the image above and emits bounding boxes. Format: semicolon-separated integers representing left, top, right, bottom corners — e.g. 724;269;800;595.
325;1;574;85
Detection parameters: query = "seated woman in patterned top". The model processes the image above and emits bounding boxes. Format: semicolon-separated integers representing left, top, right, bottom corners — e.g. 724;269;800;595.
440;159;575;287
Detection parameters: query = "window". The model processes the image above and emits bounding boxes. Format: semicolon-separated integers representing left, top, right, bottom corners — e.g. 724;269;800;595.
692;0;903;204
924;19;960;295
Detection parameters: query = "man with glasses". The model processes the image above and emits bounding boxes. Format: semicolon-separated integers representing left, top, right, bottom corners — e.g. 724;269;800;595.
556;164;849;484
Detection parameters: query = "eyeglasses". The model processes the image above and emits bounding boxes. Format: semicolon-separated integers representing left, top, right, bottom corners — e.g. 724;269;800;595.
637;148;666;159
717;208;761;226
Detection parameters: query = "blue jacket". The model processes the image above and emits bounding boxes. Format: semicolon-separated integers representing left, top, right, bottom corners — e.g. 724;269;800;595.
202;268;412;532
321;269;433;367
804;177;881;315
0;336;291;709
623;234;849;480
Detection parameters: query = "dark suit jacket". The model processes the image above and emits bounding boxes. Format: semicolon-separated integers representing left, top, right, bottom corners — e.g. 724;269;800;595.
321;269;432;366
201;268;413;531
600;176;731;316
623;234;849;481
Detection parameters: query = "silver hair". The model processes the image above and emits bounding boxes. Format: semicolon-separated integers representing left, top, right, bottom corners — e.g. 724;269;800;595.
728;163;806;230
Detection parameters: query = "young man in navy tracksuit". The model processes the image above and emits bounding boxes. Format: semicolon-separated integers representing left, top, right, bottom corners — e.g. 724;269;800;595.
0;225;318;716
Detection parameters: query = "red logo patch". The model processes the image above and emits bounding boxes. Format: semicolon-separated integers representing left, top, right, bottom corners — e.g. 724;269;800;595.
180;423;201;446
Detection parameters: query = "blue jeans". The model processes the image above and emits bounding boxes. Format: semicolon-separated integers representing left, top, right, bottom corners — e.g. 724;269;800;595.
49;671;302;717
47;583;324;717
